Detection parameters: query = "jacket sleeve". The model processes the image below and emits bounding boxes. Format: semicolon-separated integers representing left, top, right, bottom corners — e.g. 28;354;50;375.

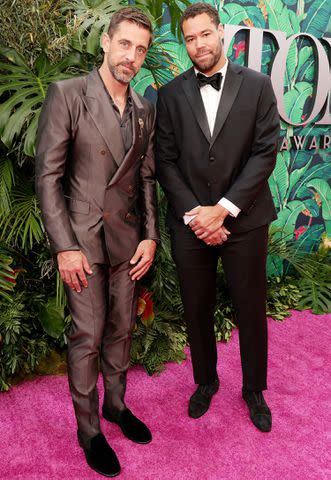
223;76;280;211
155;89;200;219
139;103;160;242
35;82;80;254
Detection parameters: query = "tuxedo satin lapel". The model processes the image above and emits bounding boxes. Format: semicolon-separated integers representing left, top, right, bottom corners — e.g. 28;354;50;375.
82;70;125;167
210;62;243;148
182;68;211;142
108;88;144;186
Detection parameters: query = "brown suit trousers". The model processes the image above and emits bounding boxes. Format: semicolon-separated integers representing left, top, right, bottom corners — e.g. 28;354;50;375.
66;260;139;444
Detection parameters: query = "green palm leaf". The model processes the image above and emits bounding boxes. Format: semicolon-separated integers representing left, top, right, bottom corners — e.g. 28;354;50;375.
267;227;327;279
244;5;266;28
285;41;298;86
269;151;290;210
291;163;331;200
220;3;249;25
161;42;192;74
0;47;83;156
63;0;126;55
298;276;331;314
283;81;313;124
288;159;312;200
265;0;300;35
306;179;331;222
0;246;18;302
143;43;175;88
303;198;320;218
131;68;154;96
136;0;190;41
272;200;306;234
296;46;314;82
0;181;44;251
291;150;311;170
302;0;331;37
0;155;14;213
142;23;187;87
38;298;66;339
65;0;189;52
294;224;324;252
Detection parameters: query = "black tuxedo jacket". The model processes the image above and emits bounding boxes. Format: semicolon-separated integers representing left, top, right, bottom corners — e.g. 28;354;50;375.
156;61;280;233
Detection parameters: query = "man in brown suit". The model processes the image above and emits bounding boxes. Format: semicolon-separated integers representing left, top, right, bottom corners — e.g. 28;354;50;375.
36;8;159;477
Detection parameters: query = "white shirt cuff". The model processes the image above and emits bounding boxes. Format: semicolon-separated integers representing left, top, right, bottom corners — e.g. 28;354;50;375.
218;198;241;217
183;205;200;225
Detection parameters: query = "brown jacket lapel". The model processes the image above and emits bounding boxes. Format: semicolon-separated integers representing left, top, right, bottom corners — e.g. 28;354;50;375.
82;69;126;167
107;87;145;186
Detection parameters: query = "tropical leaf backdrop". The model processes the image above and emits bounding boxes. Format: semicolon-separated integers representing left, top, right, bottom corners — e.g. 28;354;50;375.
0;0;329;390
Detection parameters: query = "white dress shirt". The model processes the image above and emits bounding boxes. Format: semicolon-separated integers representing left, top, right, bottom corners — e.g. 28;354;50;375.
183;59;241;225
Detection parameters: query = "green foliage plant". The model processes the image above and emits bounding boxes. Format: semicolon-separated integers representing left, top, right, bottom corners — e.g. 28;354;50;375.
0;246;19;302
0;0;330;390
0;290;49;391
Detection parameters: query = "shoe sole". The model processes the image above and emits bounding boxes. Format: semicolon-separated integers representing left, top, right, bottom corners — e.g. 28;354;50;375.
84;452;121;478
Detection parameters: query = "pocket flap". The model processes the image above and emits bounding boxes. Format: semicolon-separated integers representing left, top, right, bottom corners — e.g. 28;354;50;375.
64;196;90;214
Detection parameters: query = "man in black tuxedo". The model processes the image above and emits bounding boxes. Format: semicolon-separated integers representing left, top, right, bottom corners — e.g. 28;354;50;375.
156;3;279;432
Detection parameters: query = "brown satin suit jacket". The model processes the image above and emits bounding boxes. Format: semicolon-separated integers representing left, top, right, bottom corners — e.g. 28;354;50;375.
36;69;159;265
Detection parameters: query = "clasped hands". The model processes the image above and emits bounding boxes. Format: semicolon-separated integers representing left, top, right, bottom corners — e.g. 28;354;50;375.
57;239;156;292
185;204;230;246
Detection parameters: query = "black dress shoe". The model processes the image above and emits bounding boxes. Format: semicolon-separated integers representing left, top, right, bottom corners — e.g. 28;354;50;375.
102;407;152;444
189;376;220;419
242;387;272;432
79;433;120;478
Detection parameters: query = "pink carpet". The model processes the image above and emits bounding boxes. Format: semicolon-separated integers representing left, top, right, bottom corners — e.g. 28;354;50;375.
0;310;330;480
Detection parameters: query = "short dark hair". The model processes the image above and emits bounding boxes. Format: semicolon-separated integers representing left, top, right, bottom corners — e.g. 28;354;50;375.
107;7;153;46
180;3;220;32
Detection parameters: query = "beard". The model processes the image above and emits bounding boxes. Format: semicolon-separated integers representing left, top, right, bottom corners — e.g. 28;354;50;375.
108;59;137;84
190;40;223;73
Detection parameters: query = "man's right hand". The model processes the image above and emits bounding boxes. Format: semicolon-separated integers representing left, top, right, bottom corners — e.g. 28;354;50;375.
57;250;92;293
202;225;231;246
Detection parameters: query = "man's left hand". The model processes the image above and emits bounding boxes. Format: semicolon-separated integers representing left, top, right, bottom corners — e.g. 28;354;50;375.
186;204;229;239
129;239;157;281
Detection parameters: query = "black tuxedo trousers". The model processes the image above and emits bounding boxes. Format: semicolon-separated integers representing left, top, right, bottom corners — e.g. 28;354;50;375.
170;223;269;390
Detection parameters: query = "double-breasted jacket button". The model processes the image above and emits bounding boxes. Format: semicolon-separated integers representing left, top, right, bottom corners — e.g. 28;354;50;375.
127;185;134;193
209;156;215;162
100;150;106;155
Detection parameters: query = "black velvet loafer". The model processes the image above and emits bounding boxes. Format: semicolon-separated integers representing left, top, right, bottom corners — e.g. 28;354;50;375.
189;376;220;419
242;387;272;432
79;432;120;477
102;407;152;444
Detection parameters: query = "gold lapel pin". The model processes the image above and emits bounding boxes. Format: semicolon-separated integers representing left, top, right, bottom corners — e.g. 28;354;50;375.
138;118;144;137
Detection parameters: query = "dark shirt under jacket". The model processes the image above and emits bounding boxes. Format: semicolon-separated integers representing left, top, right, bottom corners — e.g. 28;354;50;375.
98;71;133;154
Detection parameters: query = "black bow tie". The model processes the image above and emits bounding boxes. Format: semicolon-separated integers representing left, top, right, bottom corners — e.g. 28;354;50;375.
197;72;222;91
